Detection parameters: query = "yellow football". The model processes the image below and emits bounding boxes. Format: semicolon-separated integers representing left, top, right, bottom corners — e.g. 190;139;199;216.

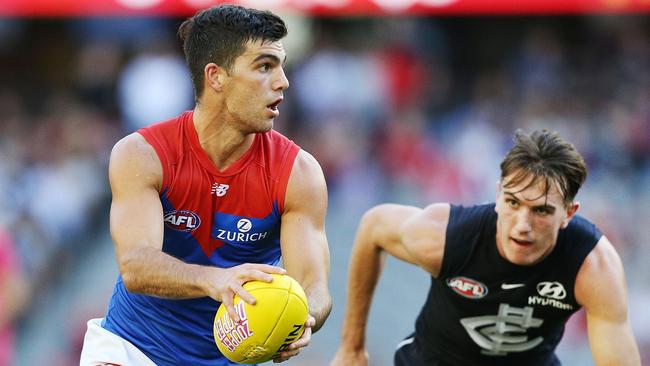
213;274;309;364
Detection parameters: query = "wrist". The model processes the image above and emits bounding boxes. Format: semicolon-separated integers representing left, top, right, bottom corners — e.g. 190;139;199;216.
195;265;220;297
340;329;366;350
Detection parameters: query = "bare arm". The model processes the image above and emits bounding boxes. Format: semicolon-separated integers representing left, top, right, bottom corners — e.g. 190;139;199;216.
110;133;284;321
274;150;332;361
281;150;332;331
330;203;450;366
575;236;640;366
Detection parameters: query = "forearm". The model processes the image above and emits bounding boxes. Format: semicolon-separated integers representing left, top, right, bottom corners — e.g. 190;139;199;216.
119;246;213;298
285;249;332;332
340;232;387;349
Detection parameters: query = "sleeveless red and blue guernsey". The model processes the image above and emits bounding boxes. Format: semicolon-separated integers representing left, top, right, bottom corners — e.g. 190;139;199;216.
102;111;300;365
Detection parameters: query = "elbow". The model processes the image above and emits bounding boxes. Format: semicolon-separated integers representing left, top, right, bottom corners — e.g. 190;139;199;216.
318;296;333;332
358;206;382;239
323;293;333;318
356;205;391;251
359;205;385;228
118;251;143;293
319;291;333;316
120;266;139;293
311;291;333;333
121;272;139;293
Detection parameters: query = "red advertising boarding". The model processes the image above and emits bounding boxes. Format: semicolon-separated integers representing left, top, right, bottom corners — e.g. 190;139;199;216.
1;0;649;16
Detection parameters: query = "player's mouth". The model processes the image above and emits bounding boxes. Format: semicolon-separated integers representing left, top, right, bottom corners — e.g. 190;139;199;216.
266;98;283;117
511;237;533;247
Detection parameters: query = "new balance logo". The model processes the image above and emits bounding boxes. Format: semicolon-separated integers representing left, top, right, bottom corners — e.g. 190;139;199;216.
211;183;230;197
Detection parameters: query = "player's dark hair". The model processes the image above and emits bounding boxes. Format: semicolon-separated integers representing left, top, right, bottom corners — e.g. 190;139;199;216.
178;5;287;100
500;129;587;205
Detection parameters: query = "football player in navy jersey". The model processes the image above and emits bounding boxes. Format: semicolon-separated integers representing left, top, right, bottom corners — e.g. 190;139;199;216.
331;129;640;366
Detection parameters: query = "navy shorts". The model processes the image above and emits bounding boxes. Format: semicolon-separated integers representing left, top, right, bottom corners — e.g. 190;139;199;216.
394;333;443;366
393;333;562;366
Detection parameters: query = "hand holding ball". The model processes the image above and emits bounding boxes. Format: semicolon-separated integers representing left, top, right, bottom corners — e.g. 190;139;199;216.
213;274;309;364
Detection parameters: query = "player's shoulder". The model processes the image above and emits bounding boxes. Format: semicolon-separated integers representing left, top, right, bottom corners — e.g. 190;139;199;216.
363;202;448;224
404;203;451;231
400;203;450;244
109;133;162;187
293;149;320;171
283;149;327;214
111;132;157;161
582;236;620;269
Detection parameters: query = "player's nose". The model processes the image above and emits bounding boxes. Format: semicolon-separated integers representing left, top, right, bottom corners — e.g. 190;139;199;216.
273;67;289;91
514;209;533;233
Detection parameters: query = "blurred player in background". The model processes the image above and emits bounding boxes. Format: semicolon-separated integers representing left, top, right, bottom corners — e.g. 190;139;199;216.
80;5;331;365
0;228;30;366
331;130;640;366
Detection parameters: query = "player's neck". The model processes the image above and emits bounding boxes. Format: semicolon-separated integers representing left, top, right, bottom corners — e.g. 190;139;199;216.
192;106;255;172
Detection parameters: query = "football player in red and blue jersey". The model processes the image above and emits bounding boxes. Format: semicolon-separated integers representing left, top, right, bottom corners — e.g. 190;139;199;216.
80;5;331;366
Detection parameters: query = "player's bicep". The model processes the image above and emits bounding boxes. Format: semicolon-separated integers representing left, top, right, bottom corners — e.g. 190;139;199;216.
280;151;329;287
576;236;641;365
398;203;449;276
108;134;164;262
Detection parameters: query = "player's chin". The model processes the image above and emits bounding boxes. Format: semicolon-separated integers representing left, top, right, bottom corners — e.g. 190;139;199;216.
504;246;535;265
507;251;542;266
254;119;274;133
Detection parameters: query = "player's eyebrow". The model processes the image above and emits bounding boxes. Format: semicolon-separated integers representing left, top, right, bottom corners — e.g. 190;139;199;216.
503;191;521;201
252;53;286;66
504;191;556;213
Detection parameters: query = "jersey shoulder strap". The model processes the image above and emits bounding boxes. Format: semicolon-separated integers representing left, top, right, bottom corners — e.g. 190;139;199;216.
441;203;496;277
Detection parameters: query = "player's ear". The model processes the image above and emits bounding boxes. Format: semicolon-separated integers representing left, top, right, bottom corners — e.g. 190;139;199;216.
204;63;226;92
560;201;580;229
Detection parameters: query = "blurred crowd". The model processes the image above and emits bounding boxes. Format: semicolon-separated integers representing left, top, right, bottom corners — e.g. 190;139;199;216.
0;14;648;366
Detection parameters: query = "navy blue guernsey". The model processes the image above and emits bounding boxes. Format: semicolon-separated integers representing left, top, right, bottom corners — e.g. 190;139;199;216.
408;203;601;366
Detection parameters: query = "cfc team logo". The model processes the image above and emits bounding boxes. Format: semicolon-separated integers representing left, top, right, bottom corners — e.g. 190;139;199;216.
460;303;544;356
447;276;488;299
164;210;201;232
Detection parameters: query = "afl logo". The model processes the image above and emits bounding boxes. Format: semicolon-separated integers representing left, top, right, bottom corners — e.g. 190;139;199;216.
237;218;252;233
163;210;201;232
447;276;488;299
536;281;566;300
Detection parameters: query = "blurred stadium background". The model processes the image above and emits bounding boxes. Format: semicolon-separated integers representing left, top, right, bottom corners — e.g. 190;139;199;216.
0;1;649;365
